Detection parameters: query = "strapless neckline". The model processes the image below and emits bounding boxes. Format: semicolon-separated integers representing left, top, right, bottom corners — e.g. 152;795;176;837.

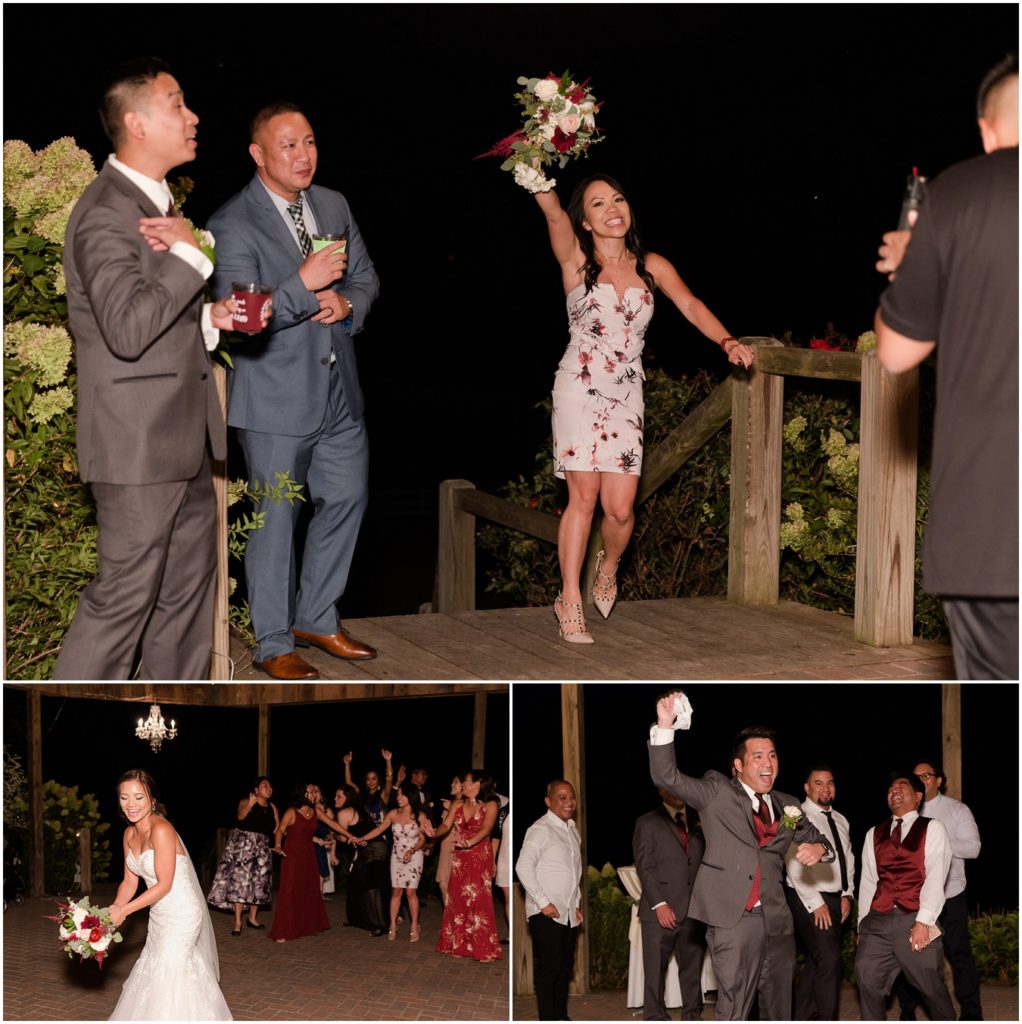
567;281;649;305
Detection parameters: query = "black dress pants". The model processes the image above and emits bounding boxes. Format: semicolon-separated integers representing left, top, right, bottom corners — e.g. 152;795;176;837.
786;888;843;1020
529;912;577;1021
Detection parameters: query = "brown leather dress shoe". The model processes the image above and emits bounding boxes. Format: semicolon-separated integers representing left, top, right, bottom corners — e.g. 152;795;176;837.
293;628;377;661
253;652;320;679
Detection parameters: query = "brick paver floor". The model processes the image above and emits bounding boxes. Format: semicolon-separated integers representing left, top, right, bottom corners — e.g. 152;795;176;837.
512;983;1018;1020
4;886;509;1020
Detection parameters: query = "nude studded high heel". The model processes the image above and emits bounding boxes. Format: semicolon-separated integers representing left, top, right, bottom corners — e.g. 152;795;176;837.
592;550;619;620
554;594;595;644
410;924;420;942
388;924;397;941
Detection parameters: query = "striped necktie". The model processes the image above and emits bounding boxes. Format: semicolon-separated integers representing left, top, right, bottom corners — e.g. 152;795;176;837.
286;196;312;256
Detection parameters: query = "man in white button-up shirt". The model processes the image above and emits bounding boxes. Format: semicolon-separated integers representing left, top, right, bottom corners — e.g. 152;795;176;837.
895;760;984;1020
855;772;954;1021
516;780;583;1021
783;766;855;1021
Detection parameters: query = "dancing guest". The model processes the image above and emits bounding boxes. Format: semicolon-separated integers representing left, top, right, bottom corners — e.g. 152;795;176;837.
269;783;358;943
434;769;502;962
523;171;754;643
359;783;434;941
307;783;337;897
208;776;278;936
333;784;389;936
344;748;395;825
436;774;465;906
109;770;231;1019
492;793;511;933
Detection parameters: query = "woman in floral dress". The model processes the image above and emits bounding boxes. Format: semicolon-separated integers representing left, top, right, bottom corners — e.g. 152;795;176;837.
526;173;755;643
359;783;433;941
434;770;501;963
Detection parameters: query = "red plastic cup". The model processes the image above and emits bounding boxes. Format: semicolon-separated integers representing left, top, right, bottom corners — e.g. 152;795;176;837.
231;282;272;334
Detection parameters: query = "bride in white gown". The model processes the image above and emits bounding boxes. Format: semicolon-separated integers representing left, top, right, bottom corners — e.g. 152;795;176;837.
108;770;231;1021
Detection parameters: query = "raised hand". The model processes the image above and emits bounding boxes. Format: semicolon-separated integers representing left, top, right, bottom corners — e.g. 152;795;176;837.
342;751;353;766
381;748;392;762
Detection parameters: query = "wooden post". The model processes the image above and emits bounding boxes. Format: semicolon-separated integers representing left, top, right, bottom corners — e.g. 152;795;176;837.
513;883;534;995
78;826;91;893
27;689;44;897
855;355;919;646
942;684;962;799
561;684;588;996
258;703;270;777
437;480;476;613
210;364;230;680
472;690;487;767
729;340;783;605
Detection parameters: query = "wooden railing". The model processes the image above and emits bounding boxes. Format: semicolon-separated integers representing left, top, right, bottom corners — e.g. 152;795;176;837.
437;338;920;647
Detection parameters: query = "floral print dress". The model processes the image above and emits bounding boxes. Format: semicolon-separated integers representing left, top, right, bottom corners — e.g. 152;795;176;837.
552;282;654;477
435;803;501;962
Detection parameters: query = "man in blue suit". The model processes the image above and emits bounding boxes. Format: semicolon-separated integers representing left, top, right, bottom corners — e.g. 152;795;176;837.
209;102;380;679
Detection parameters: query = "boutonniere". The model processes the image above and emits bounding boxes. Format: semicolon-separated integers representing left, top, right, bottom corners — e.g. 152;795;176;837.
781;805;803;830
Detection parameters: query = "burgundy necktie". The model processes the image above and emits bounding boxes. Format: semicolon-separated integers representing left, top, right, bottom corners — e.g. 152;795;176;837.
891;817;903;846
674;811;689;854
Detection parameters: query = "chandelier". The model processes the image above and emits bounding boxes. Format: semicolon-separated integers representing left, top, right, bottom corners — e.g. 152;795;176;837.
135;704;178;753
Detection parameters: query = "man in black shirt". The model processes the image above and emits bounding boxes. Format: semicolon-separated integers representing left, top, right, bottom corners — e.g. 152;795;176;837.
875;56;1018;680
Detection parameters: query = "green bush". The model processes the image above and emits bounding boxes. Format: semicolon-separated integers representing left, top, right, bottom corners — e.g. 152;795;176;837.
969;909;1018;984
7;779;112;894
586;864;634;991
479;347;948;642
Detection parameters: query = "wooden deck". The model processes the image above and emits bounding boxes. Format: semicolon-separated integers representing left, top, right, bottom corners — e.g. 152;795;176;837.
230;597;954;680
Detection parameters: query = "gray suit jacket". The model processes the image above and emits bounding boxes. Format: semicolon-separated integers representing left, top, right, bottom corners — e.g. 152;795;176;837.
64;164;225;484
633;807;705;924
649;742;833;935
208;177;380;435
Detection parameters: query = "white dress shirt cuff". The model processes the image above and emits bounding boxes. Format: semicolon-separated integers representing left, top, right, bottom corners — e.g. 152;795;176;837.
200;304;219;352
649;726;676;746
170;241;213;280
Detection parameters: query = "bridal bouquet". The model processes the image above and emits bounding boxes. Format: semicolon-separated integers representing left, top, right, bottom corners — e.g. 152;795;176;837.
478;71;604;192
47;896;123;967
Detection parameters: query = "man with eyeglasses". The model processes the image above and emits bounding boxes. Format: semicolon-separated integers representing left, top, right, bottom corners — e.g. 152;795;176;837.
894;761;983;1021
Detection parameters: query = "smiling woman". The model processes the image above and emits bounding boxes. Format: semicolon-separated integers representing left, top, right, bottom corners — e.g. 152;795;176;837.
108;769;232;1020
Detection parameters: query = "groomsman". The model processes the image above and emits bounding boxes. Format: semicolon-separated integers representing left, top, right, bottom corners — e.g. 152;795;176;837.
648;692;834;1020
783;766;855;1021
855;772;954;1021
633;788;706;1021
895;760;984;1020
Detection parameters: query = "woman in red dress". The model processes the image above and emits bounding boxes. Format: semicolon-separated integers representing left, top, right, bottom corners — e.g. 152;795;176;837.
269;783;359;943
434;770;502;962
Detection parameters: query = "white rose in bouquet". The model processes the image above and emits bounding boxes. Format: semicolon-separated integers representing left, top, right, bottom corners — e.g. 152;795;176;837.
534;79;560;102
559;114;581;135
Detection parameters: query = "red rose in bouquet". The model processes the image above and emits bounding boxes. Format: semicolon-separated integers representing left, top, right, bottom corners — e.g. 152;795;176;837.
551;128;575;154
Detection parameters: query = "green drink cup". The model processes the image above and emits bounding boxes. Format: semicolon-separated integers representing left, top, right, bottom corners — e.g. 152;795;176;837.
311;233;347;254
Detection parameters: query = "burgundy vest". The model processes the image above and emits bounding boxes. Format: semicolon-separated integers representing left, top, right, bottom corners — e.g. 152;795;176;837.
871;816;930;914
744;805;780;910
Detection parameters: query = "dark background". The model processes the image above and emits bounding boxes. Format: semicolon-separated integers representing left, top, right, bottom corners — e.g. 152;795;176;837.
3;686;509;877
512;683;1018;913
3;4;1016;616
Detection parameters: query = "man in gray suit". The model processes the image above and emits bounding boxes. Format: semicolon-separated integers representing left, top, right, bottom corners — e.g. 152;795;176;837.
54;59;244;680
209;102;380;679
648;691;833;1020
633;788;706;1021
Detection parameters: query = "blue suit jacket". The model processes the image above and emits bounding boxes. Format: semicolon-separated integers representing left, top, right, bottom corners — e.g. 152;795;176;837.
208;176;379;435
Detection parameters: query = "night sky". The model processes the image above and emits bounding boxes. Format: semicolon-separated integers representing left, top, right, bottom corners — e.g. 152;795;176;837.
512;683;1018;913
3;4;1016;617
3;686;509;879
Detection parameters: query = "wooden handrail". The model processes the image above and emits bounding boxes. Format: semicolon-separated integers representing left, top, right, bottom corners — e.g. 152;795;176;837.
439;338;920;647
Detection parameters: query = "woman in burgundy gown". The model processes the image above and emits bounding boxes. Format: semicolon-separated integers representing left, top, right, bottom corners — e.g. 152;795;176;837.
268;784;359;942
434;770;502;962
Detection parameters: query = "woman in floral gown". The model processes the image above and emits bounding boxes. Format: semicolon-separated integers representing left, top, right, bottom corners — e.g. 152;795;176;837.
434;770;501;963
526;172;755;643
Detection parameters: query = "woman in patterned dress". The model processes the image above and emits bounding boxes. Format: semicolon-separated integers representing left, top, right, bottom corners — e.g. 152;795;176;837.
359;783;433;942
528;173;755;643
434;770;501;963
436;773;465;906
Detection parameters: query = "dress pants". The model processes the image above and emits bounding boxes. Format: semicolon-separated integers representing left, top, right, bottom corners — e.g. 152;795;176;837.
705;906;795;1020
53;456;216;680
785;888;843;1021
640;914;705;1020
529;912;577;1021
237;364;369;661
943;597;1018;680
895;892;983;1020
856;909;955;1022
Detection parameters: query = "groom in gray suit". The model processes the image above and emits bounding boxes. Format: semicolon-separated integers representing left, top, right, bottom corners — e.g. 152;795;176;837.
54;59;243;680
648;692;833;1020
209;102;380;679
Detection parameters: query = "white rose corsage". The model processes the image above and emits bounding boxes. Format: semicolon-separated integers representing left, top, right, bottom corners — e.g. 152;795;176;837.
781;806;803;830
